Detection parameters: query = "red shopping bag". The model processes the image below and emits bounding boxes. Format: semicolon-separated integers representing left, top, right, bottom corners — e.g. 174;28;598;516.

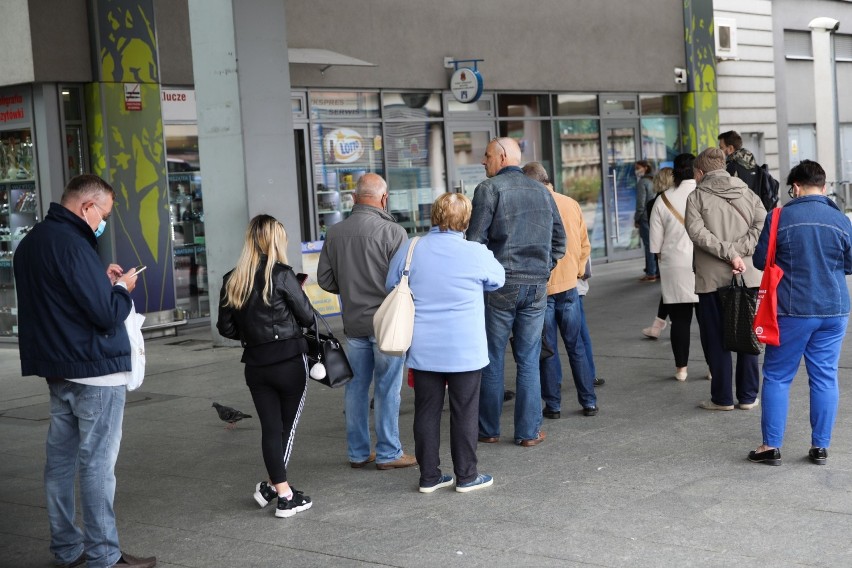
754;208;783;346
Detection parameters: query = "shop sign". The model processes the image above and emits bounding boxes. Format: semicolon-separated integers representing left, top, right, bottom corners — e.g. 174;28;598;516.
301;240;342;316
324;128;364;163
450;67;483;103
161;88;197;122
124;83;142;111
0;88;30;127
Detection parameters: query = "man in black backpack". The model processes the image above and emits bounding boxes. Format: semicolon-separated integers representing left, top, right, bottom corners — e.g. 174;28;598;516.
718;130;778;211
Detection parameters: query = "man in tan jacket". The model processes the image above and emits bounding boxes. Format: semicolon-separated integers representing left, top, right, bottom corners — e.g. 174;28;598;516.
523;162;597;418
685;147;766;412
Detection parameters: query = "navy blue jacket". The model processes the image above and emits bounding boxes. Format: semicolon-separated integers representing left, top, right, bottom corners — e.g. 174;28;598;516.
14;202;132;378
754;195;852;318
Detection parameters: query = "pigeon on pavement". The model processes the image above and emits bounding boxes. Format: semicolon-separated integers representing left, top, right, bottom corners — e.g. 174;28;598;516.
212;402;252;430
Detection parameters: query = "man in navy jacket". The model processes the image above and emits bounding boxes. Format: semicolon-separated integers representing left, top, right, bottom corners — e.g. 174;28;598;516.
14;174;155;568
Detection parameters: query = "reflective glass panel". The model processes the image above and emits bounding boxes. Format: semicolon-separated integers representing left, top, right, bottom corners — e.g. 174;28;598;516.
385;122;446;235
309;91;380;120
640;94;679;116
497;94;549;117
553;119;603;257
383;92;442;119
554;94;598;116
641;117;680;169
499;120;553;172
165;124;208;319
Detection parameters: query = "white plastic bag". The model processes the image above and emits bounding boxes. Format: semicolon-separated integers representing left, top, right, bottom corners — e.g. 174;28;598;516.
125;302;146;391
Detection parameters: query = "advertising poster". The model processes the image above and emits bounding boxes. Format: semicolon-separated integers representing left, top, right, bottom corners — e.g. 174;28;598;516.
301;240;341;316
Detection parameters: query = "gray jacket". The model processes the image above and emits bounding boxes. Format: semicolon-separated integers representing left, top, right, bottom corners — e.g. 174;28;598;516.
685;169;766;293
317;204;407;337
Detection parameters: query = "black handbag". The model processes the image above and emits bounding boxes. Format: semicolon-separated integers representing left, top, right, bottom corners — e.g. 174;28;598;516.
304;313;354;388
717;275;761;355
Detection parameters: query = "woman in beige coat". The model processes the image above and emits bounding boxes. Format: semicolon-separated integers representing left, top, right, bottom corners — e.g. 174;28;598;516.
650;154;699;381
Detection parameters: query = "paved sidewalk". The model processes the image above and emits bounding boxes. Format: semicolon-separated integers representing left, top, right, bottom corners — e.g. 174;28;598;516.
2;258;852;567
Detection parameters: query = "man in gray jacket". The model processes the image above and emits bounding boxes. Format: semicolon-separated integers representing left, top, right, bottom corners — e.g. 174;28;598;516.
685;147;766;412
317;173;416;470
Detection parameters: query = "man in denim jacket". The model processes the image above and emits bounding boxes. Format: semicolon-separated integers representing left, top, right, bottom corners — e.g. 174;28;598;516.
467;138;566;446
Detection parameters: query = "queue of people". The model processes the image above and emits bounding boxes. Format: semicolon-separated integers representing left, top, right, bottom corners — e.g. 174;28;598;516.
13;139;850;565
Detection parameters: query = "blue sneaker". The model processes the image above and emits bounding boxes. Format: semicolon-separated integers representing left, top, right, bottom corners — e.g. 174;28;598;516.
455;474;493;493
419;474;454;494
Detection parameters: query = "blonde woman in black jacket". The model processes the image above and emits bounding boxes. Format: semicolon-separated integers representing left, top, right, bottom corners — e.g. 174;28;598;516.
217;214;316;518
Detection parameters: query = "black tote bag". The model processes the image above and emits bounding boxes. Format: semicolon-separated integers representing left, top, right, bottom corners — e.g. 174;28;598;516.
304;313;354;388
717;275;761;355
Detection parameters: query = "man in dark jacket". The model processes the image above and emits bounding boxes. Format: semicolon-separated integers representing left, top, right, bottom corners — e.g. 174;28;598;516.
467;137;566;447
317;173;416;471
14;175;155;568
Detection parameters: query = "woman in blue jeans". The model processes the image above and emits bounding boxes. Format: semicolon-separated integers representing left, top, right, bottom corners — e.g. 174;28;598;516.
748;160;852;466
386;193;504;493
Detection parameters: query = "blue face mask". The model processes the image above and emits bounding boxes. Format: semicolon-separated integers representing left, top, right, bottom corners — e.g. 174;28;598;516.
86;204;107;238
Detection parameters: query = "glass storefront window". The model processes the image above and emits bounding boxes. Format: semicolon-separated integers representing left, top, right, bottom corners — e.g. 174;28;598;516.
165;124;208;319
640;94;679;116
553;94;598;116
499;120;553;171
311;122;383;237
445;97;494;114
384;121;446;235
382;92;442;119
641;117;680;169
553;119;603;256
498;94;549;117
309;91;380;120
61;87;87;181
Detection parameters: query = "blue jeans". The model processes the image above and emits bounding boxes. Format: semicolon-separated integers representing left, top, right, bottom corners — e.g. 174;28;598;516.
480;283;547;442
761;316;848;448
46;382;125;568
638;219;658;277
578;295;597;379
541;288;596;411
344;336;405;464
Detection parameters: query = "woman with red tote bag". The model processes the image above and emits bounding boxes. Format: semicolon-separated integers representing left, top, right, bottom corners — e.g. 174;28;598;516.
747;160;852;467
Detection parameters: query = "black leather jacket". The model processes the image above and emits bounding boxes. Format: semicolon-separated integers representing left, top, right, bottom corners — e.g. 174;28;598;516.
217;261;315;347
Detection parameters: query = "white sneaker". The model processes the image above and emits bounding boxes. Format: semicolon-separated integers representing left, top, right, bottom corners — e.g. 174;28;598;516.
642;317;667;339
674;368;687;382
698;400;734;411
737;400;760;410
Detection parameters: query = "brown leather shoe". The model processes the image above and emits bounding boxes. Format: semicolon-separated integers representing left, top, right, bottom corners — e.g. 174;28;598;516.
376;453;417;470
478;436;499;443
114;551;157;568
518;431;546;447
349;451;376;468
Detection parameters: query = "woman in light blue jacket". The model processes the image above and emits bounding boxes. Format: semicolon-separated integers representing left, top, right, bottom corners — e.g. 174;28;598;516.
386;192;504;494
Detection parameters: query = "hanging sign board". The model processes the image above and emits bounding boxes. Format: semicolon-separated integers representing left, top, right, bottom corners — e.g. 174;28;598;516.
450;67;483;103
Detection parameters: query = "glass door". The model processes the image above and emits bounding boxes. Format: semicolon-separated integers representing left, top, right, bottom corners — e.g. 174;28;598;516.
445;123;495;199
602;120;642;260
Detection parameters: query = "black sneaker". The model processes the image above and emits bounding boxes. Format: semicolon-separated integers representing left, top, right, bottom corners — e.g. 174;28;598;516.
254;481;278;508
276;488;312;518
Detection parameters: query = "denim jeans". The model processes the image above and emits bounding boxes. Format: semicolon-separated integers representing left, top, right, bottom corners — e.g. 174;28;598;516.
344;336;405;464
541;288;596;411
578;295;597;379
46;382;125;568
638;219;658;277
480;283;547;442
761;316;848;448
